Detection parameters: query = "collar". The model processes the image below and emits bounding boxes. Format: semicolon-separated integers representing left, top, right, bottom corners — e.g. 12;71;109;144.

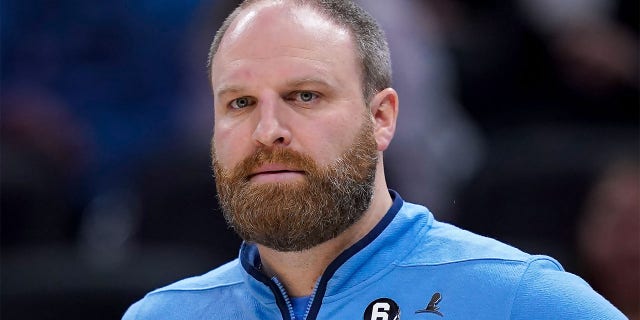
239;190;434;306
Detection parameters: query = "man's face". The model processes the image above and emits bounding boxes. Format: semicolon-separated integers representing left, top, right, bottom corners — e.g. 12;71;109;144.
210;3;380;251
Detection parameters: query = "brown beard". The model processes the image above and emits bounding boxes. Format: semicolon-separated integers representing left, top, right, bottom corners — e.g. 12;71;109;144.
212;115;378;252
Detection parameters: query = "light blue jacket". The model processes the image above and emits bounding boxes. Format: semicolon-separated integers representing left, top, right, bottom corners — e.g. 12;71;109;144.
123;191;626;319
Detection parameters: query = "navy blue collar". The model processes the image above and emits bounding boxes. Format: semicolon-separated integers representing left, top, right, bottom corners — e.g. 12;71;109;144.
239;190;409;319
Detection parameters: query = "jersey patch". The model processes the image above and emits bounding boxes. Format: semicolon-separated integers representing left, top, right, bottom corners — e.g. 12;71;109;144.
363;298;400;320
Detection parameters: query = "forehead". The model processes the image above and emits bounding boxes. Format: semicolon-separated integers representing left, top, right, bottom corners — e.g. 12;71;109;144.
211;2;360;90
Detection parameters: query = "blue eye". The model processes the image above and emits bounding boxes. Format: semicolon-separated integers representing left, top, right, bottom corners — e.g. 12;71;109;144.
288;91;319;103
298;91;316;102
230;97;254;109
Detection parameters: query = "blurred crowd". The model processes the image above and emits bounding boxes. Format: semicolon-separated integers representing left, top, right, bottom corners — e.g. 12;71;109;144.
1;0;638;319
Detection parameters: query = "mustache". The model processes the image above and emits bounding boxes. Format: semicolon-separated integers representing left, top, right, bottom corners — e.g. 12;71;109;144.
229;147;319;182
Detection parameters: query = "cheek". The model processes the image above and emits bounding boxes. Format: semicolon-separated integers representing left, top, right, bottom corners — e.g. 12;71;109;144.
212;122;244;168
299;116;358;164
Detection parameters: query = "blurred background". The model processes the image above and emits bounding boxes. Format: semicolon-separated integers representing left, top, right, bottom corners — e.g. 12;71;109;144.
1;0;638;318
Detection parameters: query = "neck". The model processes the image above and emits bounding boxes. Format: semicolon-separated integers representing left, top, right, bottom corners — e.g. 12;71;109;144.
257;165;392;297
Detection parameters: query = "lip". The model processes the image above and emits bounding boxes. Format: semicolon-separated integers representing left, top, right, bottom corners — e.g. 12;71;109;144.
248;164;306;183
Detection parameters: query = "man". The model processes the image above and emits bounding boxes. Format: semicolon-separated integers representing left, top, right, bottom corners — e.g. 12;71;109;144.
123;0;625;319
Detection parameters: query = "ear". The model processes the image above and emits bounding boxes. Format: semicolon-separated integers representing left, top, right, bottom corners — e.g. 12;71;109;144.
368;88;399;151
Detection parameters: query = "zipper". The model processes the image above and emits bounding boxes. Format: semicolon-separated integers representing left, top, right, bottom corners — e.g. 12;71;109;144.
270;277;296;320
272;277;319;320
302;282;320;320
240;247;295;320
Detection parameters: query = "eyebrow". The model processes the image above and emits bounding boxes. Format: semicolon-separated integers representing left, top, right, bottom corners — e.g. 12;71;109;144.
215;85;245;99
284;77;334;89
215;77;335;99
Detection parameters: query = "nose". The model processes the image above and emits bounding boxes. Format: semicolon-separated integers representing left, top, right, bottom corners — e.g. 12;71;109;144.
251;94;291;147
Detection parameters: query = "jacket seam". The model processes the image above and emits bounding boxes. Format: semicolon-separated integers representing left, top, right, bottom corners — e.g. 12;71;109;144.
396;257;531;268
147;280;244;296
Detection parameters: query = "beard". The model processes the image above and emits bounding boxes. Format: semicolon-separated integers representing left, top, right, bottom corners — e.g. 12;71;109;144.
212;115;378;252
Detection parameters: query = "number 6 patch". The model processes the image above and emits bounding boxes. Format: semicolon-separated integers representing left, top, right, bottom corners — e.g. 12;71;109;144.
363;298;400;320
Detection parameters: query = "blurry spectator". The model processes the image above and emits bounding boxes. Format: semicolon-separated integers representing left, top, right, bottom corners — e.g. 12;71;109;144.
428;0;638;128
519;0;638;121
1;85;93;246
1;1;212;318
577;159;640;319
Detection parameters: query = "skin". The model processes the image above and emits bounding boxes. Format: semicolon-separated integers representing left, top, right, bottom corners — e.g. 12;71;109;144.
211;1;399;296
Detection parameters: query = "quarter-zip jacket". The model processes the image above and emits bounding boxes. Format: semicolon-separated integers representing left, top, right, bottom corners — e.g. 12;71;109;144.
123;191;625;319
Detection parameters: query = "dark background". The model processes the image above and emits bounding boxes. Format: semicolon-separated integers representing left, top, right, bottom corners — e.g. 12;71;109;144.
1;0;638;318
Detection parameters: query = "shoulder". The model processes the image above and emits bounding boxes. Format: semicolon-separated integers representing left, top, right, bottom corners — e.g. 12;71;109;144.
397;215;545;294
151;259;243;293
395;204;625;319
395;204;540;293
122;259;245;320
399;215;532;266
510;258;627;319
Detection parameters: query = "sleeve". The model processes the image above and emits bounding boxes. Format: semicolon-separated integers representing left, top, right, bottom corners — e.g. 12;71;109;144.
509;256;627;320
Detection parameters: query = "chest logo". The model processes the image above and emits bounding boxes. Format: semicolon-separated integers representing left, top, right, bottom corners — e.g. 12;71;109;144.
415;292;443;317
363;298;400;320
